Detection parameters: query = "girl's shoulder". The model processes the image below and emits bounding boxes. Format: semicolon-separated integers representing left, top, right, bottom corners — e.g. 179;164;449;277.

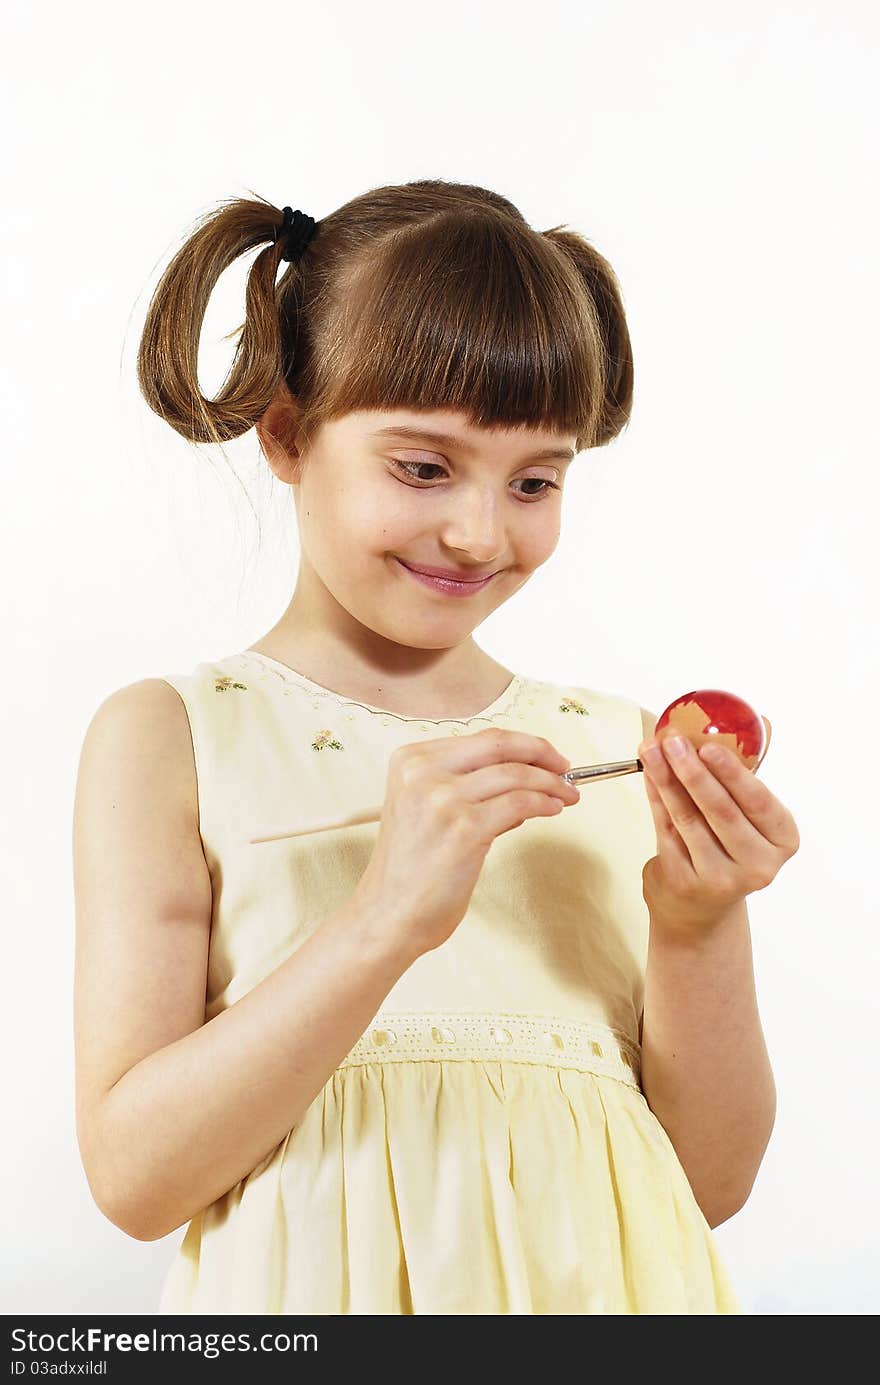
525;671;646;720
512;672;651;756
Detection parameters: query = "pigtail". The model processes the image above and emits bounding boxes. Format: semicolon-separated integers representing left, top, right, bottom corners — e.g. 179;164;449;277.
542;227;635;448
136;196;296;446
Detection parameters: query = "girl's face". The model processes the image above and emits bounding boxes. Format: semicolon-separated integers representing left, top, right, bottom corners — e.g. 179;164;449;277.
291;408;578;649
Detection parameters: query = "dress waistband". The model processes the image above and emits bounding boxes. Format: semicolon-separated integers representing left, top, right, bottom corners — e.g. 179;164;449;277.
337;1010;641;1088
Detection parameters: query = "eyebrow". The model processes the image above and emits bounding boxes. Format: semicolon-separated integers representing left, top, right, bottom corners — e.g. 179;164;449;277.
369;425;576;463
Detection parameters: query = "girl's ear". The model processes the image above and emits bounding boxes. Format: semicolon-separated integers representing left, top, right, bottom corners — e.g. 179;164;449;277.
256;383;305;483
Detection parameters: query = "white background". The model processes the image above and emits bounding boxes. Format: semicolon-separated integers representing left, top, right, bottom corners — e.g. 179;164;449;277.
2;0;877;1316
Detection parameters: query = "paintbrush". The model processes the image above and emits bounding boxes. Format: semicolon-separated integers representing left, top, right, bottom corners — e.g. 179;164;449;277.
248;756;644;844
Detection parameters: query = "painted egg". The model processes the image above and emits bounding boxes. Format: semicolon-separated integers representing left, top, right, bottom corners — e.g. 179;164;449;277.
655;690;767;771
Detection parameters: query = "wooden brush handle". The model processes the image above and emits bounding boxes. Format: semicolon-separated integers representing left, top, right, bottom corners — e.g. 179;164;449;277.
247;757;644;846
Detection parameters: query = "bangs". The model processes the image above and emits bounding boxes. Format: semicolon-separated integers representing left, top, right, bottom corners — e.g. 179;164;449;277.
297;210;610;453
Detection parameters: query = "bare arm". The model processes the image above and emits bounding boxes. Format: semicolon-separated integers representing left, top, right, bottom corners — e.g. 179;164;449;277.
73;680;418;1243
640;900;776;1228
635;705;776;1227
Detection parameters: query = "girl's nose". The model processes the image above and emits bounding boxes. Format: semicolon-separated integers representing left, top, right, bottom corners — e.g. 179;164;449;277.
438;496;505;561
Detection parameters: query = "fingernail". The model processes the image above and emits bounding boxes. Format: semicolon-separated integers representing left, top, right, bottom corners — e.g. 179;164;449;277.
665;735;688;758
643;741;663;766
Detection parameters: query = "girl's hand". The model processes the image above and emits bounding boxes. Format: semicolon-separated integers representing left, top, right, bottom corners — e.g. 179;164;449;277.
637;718;800;938
355;729;580;960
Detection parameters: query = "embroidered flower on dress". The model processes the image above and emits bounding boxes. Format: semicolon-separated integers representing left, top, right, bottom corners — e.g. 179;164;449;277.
215;676;247;692
311;729;343;752
559;696;588;715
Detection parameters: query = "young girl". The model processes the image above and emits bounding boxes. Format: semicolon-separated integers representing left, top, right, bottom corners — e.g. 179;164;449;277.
73;179;799;1315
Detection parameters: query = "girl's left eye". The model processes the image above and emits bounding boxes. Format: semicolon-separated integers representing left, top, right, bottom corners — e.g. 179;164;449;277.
389;459;560;500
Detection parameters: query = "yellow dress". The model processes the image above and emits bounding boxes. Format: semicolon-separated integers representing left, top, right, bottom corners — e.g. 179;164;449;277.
155;649;740;1315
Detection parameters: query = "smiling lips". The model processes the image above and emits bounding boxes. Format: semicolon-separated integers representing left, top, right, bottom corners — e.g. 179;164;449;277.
395;558;499;596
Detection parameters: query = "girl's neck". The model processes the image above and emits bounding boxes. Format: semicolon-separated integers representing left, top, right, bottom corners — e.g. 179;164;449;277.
244;633;514;721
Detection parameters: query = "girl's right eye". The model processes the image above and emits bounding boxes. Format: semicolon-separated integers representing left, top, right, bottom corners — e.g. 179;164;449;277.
391;459;444;483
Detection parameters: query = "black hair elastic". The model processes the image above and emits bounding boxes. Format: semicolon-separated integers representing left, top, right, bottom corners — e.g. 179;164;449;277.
275;206;319;263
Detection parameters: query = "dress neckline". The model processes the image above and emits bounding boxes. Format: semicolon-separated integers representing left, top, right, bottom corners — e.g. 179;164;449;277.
235;649;527;725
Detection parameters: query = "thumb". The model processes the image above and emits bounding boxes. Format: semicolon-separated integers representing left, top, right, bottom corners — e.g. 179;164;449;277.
756;715;772;770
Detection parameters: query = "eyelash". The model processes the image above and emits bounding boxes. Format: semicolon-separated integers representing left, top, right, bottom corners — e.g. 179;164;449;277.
389;459;561;500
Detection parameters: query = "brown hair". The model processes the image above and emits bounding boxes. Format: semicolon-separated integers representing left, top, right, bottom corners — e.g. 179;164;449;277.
136;178;633;459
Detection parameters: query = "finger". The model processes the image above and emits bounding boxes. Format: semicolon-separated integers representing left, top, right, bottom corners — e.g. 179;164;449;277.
424;728;570;775
696;739;797;849
656;731;791;870
756;715;772;770
662;731;781;862
641;737;739;876
642;768;697;877
459;761;580;806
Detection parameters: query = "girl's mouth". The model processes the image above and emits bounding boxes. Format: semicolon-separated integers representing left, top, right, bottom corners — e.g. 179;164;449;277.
395;558;497;597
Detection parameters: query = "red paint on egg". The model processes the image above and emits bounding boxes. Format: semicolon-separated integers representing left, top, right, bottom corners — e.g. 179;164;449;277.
655;689;767;771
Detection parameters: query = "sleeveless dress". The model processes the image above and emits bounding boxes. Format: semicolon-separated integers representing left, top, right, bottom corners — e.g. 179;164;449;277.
154;649;740;1315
